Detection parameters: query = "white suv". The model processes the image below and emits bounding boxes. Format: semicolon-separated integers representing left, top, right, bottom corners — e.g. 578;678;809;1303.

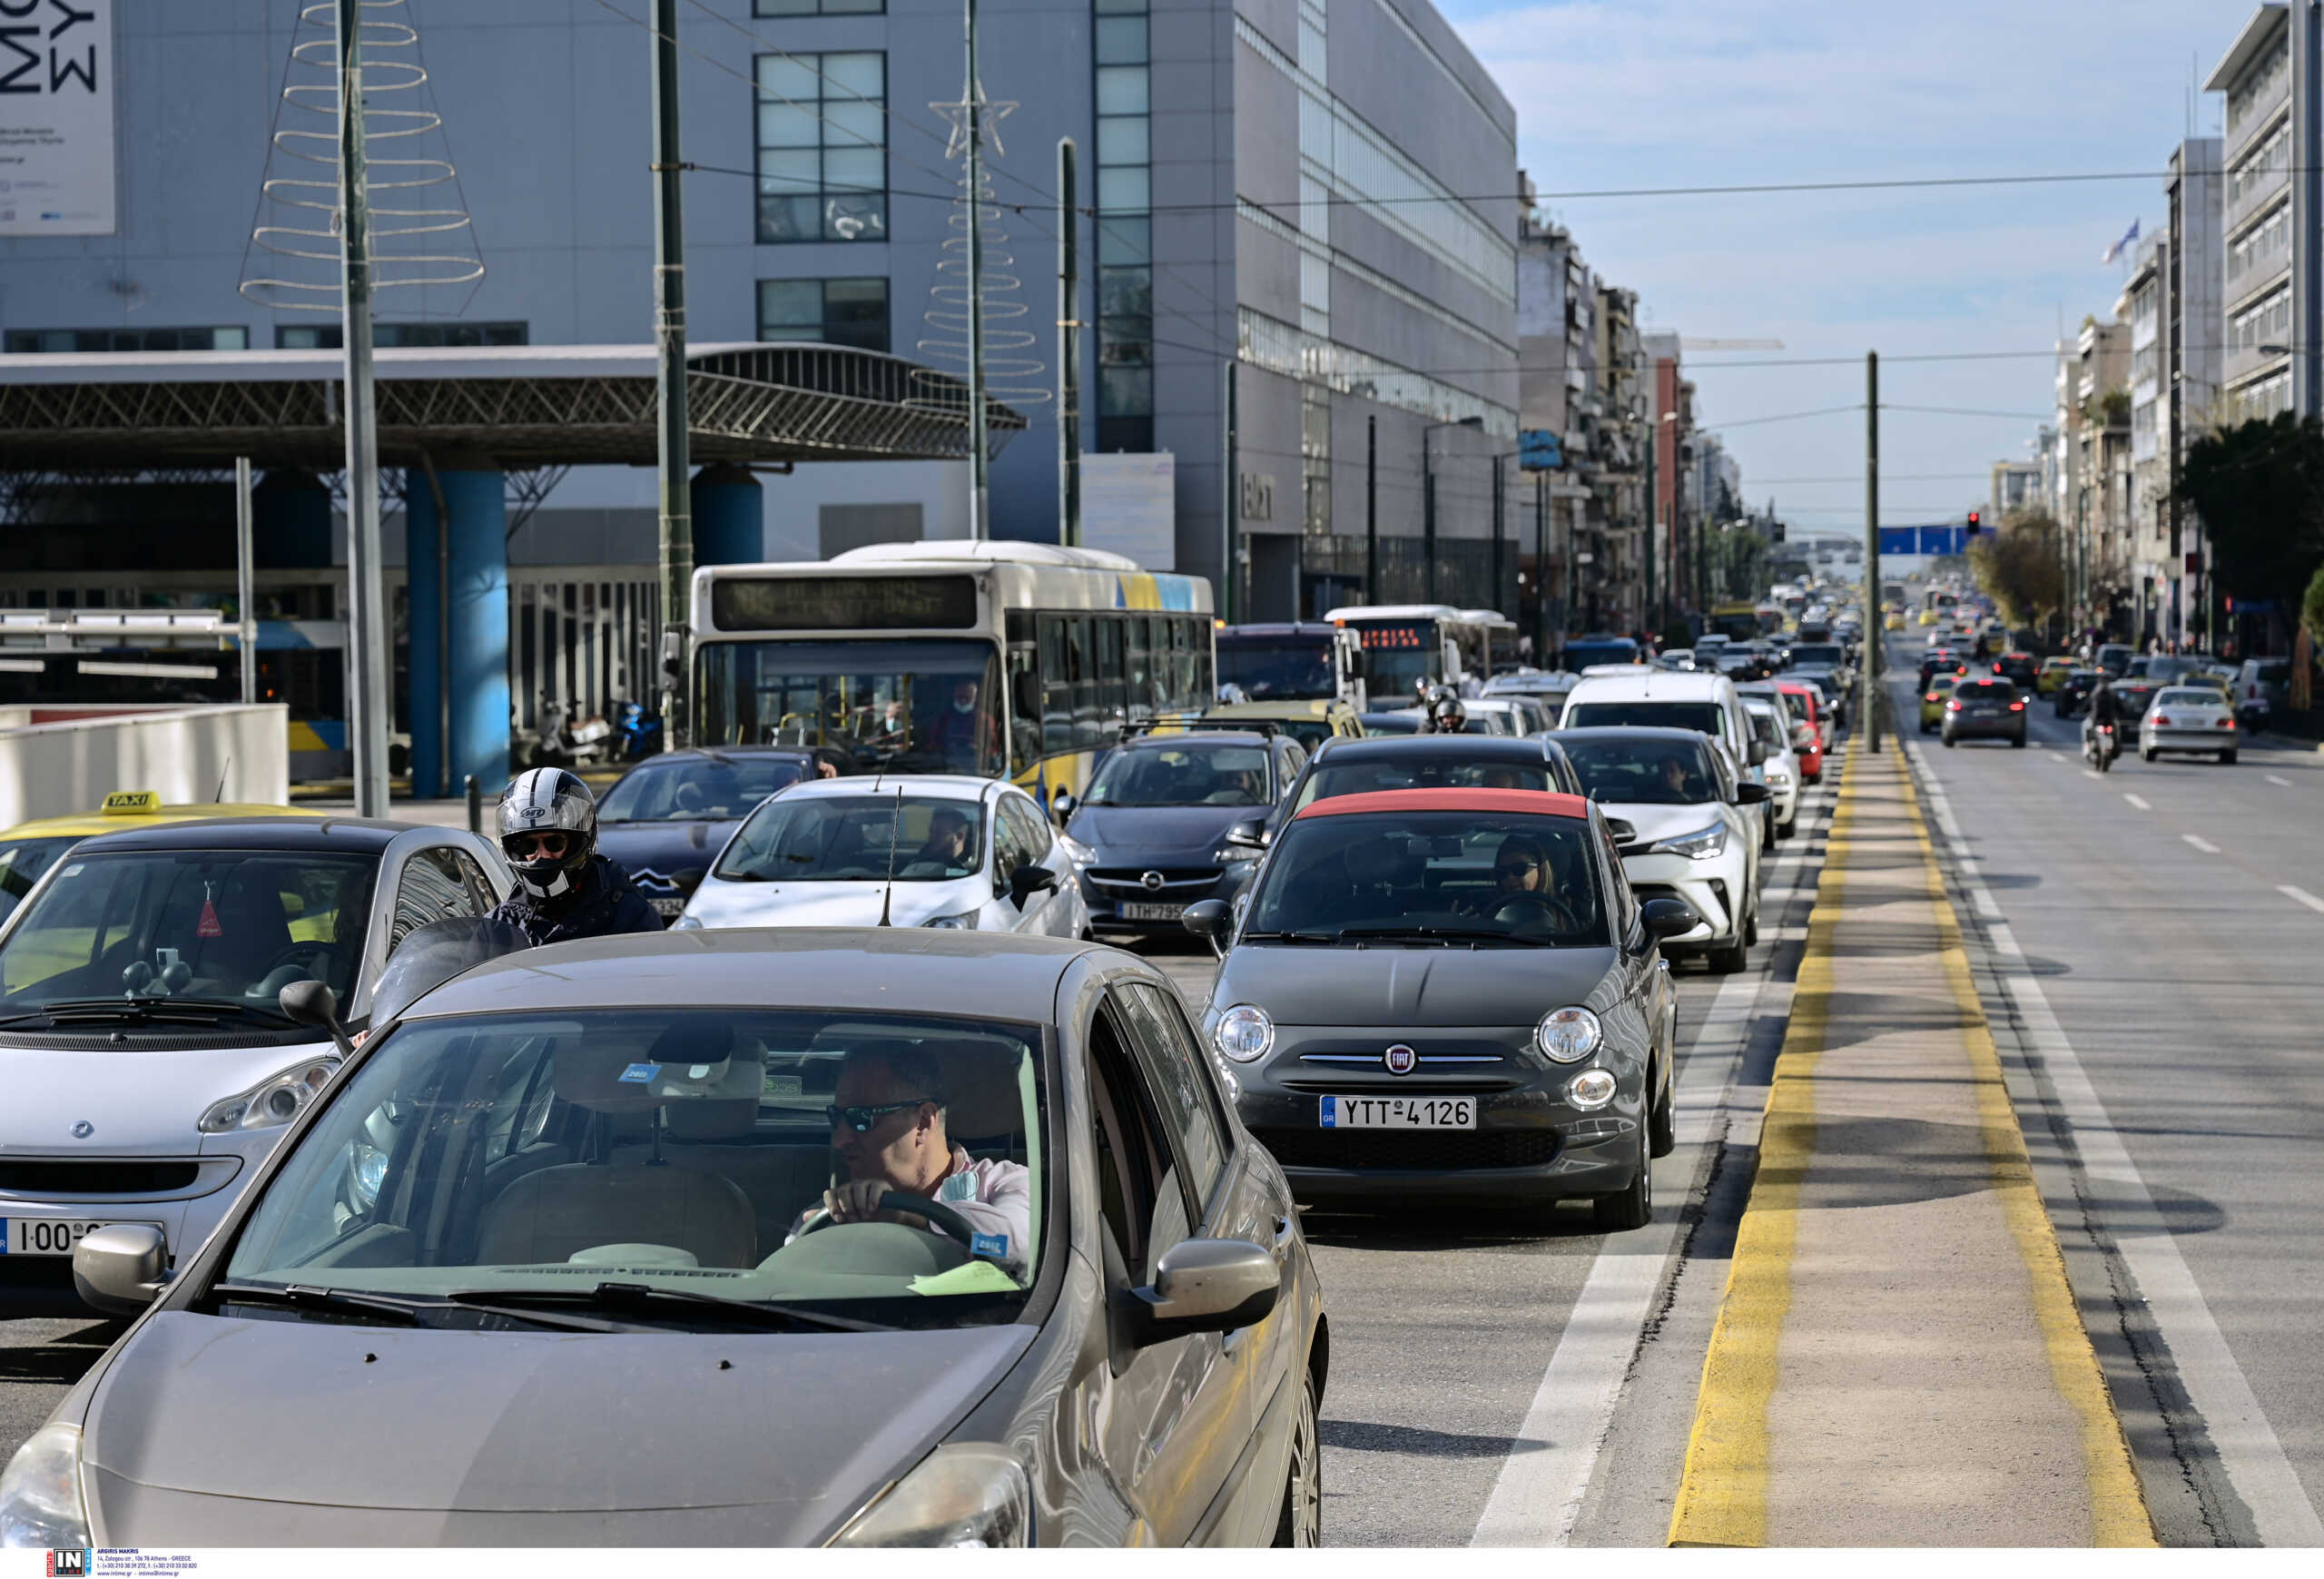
1556;668;1773;849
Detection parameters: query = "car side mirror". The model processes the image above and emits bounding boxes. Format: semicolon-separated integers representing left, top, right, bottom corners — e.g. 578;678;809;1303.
73;1223;171;1317
1792;722;1815;749
1747;739;1770;765
1181;897;1234;957
1119;1238;1281;1347
1009;863;1059;905
1049;788;1076;825
1734;781;1772;805
1603;816;1638;848
280;979;356;1060
1224;816;1267;850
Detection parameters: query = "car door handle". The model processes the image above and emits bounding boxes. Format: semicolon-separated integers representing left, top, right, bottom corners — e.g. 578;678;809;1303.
1271;1213;1294;1252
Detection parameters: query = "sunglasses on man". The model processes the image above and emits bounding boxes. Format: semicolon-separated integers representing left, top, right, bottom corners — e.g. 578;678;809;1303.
825;1098;939;1133
508;830;573;859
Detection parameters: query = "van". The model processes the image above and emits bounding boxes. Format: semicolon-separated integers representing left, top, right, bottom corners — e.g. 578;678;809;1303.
1555;668;1772;847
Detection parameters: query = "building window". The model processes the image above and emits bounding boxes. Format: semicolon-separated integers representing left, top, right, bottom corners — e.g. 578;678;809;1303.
273;321;528;350
4;327;247;352
755;52;888;243
755;0;882;12
758;277;890;351
1093;0;1151;452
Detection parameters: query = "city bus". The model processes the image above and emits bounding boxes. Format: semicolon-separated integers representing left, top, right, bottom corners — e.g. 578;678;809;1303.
1707;602;1763;644
1323;604;1498;706
690;540;1215;806
1215;621;1367;712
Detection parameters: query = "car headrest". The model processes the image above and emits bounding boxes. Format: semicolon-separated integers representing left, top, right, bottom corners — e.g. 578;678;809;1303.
922;1039;1028;1140
665;1097;763;1142
551;1037;669;1115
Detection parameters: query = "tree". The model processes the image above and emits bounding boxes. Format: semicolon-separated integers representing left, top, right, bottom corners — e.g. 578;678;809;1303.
1968;511;2065;628
2175;414;2324;608
2303;562;2324;645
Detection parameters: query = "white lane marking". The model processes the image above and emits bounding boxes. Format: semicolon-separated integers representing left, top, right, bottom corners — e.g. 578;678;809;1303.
2124;793;2153;811
1906;757;2324;1547
2182;834;2221;854
1469;806;1819;1546
2048;753;2069;765
2083;770;2103;781
2265;774;2292;787
2280;884;2324;916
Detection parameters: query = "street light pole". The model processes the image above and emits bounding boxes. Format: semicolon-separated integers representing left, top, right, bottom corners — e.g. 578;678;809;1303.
1863;350;1881;754
1422;416;1482;609
334;0;389;816
650;0;693;750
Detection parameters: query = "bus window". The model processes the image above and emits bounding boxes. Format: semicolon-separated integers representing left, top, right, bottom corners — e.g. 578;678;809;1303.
1007;610;1039;778
1040;616;1072;758
694;637;1003;777
1189;619;1214;709
1126;616;1154;721
1097;617;1127;732
1067;615;1098;750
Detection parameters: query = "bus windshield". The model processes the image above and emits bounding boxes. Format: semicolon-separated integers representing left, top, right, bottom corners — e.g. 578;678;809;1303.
1349;621;1441;703
1216;634;1337;701
694;638;1004;777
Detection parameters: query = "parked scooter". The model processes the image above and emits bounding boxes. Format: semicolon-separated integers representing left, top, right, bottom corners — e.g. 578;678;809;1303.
614;699;665;761
529;698;616;770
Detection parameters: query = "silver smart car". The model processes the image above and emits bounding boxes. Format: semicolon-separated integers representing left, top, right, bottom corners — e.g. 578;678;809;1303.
0;931;1325;1547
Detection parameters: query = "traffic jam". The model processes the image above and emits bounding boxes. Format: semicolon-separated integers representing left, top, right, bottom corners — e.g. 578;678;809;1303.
0;546;1846;1549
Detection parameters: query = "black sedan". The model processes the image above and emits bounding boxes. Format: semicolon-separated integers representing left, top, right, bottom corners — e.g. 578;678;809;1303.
1938;677;2028;747
594;746;824;918
1059;727;1306;939
1184;786;1695;1231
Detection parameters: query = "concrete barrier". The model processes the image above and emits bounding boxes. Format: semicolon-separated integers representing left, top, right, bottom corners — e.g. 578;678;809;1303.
0;704;290;827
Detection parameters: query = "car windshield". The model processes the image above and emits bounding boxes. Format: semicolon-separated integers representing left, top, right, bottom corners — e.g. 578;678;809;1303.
2153;689;2218;707
694;638;1004;777
1216;636;1336;700
1746;706;1788;750
0;834;78;922
597;755;809;824
715;795;986;882
220;1009;1048;1327
1787;644;1845;666
1246;809;1606;946
1291;755;1551;811
0;850;378;1013
1564;700;1725;737
1562;737;1719;805
1083;744;1272;807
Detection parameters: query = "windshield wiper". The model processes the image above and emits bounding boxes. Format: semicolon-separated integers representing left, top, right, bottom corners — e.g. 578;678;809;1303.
208;1281;426;1326
0;997;296;1030
1334;923;1537;947
1237;930;1341;944
448;1280;895;1334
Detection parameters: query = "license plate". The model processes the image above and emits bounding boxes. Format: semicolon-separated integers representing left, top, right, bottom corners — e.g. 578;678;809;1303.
1319;1096;1476;1129
1118;902;1185;923
1;1219;160;1257
647;895;687;918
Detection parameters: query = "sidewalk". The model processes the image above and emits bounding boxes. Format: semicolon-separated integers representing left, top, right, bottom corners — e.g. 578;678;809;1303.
1667;748;2153;1547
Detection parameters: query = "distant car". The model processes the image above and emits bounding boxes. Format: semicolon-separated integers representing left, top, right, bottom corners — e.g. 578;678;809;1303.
2094;643;2134;676
1885;612;1906;632
1555;666;1771;836
2108;680;2164;744
0;794;309;923
2140;686;2239;765
1939;677;2027;748
1484;669;1580;723
23;929;1325;1546
1739;692;1801;840
1993;651;2038;687
0;816;510;1317
595;746;822;919
1919;673;1963;732
2053;667;2102;718
1185;785;1689;1230
2232;656;2290;727
1203;698;1364;753
2035;656;2074;696
680;775;1087;941
1055;730;1305;940
1916;609;1939;627
1774;682;1827;780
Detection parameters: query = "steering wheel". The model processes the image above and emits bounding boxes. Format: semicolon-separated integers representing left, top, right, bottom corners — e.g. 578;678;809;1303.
1491;892;1583;932
261;942;338;979
798;1190;983;1251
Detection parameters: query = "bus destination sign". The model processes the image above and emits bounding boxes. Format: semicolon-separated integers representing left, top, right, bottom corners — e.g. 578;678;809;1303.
712;575;980;632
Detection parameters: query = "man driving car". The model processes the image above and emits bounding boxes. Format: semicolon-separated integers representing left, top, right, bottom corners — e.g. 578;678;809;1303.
786;1042;1031;1262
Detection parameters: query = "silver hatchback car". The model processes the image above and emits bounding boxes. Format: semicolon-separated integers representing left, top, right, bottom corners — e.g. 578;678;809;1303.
1;931;1325;1547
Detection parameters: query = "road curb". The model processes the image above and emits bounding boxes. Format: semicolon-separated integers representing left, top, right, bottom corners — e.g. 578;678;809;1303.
1662;750;1858;1547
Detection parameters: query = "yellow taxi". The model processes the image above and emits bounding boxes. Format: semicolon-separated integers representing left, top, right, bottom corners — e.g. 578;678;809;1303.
2034;656;2074;696
0;790;310;921
1885;612;1906;632
1916;608;1940;627
1918;673;1962;733
1199;697;1363;754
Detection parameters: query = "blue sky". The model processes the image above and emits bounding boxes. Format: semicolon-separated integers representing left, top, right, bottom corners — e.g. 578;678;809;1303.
1436;0;2248;538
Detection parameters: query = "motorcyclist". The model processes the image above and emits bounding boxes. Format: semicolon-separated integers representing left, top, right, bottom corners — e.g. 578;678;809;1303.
1422;685;1469;735
2083;675;2122;762
487;767;664;944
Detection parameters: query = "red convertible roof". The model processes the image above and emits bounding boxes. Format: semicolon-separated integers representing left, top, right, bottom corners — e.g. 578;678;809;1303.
1292;787;1591;821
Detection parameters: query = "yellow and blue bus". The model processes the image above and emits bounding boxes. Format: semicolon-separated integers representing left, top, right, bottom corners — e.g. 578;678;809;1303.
690;541;1215;805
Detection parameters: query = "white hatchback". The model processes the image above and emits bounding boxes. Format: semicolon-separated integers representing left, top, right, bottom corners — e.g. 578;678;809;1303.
2140;686;2240;765
678;775;1089;938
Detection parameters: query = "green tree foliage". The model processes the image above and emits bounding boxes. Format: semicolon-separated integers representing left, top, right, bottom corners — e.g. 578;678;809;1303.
1703;522;1769;604
2303;562;2324;644
1968;512;2065;627
2175;414;2324;606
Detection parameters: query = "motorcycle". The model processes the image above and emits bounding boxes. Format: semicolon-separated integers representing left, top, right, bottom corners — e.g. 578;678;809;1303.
2083;720;2118;774
614;699;665;761
529;697;616;770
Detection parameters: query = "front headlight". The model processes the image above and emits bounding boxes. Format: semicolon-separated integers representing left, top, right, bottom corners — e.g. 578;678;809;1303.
197;1056;340;1133
0;1423;89;1549
1537;1005;1602;1063
922;910;980;930
1212;1003;1275;1063
670;913;704;932
1645;822;1728;861
829;1443;1030;1547
1058;833;1096;866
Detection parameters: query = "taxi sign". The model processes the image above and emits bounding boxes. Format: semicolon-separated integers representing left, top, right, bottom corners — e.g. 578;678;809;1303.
101;791;162;815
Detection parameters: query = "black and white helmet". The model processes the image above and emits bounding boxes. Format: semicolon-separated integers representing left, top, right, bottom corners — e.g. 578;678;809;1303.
498;767;597;898
1423;685;1467;734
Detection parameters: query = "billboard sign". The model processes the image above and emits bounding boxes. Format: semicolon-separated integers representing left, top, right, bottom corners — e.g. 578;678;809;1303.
1519;429;1563;470
0;0;116;237
1081;451;1176;570
1877;525;1968;558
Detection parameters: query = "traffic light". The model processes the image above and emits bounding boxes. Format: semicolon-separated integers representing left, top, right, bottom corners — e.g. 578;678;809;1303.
1966;510;1984;536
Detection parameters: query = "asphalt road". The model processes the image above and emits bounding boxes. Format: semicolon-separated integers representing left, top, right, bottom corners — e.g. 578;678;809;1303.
0;764;1845;1546
1888;648;2324;1546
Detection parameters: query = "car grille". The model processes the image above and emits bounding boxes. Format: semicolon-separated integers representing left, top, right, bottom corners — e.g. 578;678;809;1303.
1251;1127;1560;1171
1086;866;1222;897
0;1160;201;1195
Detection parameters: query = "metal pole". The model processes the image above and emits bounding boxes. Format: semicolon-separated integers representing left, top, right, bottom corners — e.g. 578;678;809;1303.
650;0;693;749
1532;471;1547;662
1423;439;1436;606
234;457;257;706
963;0;990;540
335;0;389;817
1221;359;1238;622
1364;414;1377;604
1057;137;1080;548
1641;416;1656;644
1491;455;1503;622
1864;350;1881;754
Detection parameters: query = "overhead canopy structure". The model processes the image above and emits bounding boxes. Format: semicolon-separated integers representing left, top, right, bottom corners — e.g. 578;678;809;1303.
0;342;1026;469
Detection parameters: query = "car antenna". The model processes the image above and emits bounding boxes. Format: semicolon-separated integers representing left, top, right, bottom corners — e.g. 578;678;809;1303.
877;785;903;927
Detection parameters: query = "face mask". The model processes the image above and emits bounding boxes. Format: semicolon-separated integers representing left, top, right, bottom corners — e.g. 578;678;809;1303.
953;697;977;715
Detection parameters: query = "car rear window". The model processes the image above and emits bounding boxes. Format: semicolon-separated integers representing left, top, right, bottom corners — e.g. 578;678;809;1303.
2153;688;2217;706
1564;700;1725;737
1954;682;2016;701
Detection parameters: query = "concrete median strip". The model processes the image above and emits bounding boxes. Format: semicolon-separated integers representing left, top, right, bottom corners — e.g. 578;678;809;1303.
1666;749;2154;1547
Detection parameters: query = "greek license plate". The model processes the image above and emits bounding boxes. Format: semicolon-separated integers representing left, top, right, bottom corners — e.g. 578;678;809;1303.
1;1219;159;1257
647;895;687;918
1319;1096;1476;1130
1119;902;1185;923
